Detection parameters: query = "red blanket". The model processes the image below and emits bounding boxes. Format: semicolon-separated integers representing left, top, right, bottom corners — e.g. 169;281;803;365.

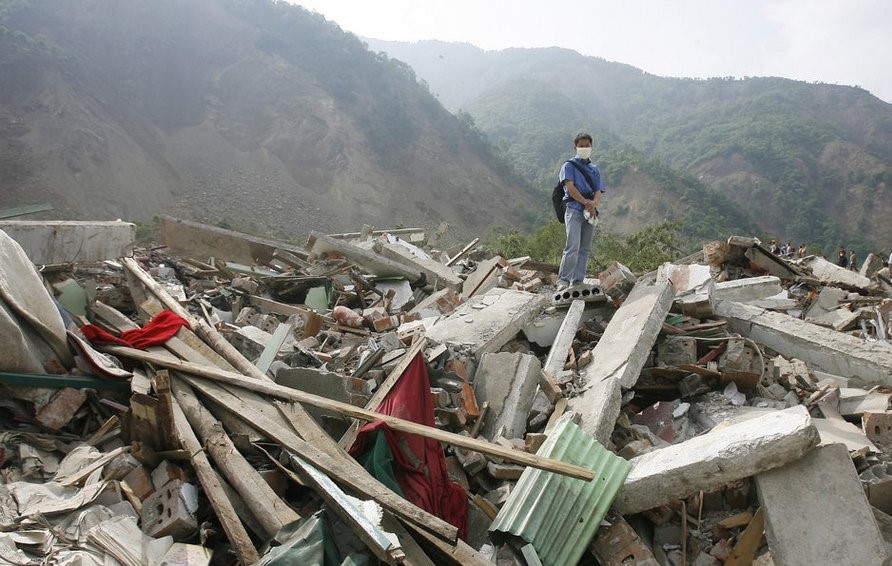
349;353;469;540
81;310;190;349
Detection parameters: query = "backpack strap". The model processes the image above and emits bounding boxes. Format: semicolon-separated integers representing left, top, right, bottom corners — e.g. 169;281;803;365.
565;159;596;197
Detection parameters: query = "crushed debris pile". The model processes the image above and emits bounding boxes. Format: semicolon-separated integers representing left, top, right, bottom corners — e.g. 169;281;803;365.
1;218;892;566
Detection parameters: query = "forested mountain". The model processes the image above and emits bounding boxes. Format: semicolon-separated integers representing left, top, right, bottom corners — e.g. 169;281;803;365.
369;39;892;257
0;0;537;243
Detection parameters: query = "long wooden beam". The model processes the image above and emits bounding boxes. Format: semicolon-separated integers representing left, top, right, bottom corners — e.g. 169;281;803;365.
103;345;596;481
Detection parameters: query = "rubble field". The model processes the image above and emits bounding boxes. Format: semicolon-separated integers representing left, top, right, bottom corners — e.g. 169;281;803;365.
2;218;892;566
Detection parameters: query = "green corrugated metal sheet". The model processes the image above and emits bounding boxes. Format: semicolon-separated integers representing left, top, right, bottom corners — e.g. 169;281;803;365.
489;416;632;566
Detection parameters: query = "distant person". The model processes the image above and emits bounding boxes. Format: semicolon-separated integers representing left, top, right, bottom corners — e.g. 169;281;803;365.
779;242;788;256
556;132;605;290
785;242;793;257
849;249;857;271
769;240;780;254
838;247;849;268
797;243;807;258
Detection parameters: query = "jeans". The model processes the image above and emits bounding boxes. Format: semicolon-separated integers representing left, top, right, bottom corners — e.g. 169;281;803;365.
557;207;594;285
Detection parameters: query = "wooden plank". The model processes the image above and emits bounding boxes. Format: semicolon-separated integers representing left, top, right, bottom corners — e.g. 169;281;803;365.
168;383;258;563
338;337;428;450
445;238;479;267
171;376;300;538
724;507;765;566
181;375;460;543
103;344;596;481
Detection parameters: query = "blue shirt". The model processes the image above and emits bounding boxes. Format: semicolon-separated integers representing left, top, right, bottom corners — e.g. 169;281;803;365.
560;158;605;211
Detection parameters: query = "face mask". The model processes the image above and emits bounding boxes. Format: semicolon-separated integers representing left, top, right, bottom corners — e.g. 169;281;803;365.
575;147;593;160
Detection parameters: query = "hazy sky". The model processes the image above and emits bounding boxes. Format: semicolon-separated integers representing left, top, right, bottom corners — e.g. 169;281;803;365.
291;0;892;103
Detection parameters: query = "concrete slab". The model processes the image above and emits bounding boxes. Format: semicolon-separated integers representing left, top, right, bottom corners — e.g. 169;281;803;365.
423;289;546;361
756;443;890;566
714;276;783;304
569;280;674;444
159;216;306;265
802;255;874;291
474;352;541;440
0;221;134;264
715;299;892;386
614;406;819;514
378;242;463;292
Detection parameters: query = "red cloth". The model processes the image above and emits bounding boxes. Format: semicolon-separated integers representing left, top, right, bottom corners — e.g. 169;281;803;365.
349;353;469;540
81;310;190;349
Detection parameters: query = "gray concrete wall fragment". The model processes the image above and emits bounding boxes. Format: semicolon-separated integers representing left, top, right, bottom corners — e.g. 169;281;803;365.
614;406;819;514
802;255;874;291
475;352;542;440
0;220;135;264
756;443;891;566
715;299;892;385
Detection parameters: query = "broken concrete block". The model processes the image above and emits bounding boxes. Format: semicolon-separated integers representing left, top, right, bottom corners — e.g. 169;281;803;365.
34;388;87;432
599;261;637;304
812;417;877;452
657;263;715;318
614;406;819;514
715;299;892;386
551;279;608;306
475;352;541;440
542;299;585;377
486;461;525;480
140;479;199;539
424;289;546;361
861;462;892;516
756;443;891;566
861;253;886;278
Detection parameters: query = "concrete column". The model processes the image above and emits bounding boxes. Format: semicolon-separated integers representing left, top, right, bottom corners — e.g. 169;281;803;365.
569;281;674;444
475;352;541;440
614;406;819;514
715;299;892;386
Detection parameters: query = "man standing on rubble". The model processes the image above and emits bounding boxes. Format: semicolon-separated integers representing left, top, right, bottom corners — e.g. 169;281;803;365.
556;132;605;291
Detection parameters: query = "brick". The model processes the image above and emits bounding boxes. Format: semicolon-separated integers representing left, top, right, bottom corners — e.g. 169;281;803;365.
122;465;155;502
34;388;87;432
140;480;199;539
151;461;187;490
